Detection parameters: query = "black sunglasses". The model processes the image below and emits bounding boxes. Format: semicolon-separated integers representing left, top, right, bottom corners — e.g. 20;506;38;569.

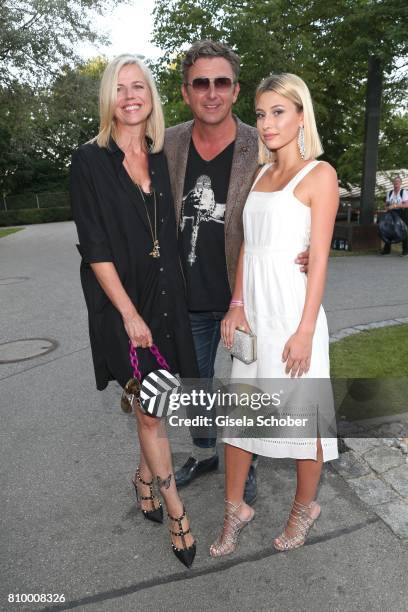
185;77;237;92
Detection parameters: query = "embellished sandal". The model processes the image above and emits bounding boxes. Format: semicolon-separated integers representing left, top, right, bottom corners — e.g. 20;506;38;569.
168;506;196;568
273;499;321;551
132;467;163;524
210;500;255;558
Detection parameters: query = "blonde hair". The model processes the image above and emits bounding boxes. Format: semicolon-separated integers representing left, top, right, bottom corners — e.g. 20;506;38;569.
255;73;323;164
94;54;164;152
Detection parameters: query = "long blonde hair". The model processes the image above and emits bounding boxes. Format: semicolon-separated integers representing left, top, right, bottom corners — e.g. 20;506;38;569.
256;73;323;164
94;54;164;152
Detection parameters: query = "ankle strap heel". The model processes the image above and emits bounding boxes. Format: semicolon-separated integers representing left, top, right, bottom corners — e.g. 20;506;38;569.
168;506;196;568
132;467;163;524
210;499;255;558
274;499;321;551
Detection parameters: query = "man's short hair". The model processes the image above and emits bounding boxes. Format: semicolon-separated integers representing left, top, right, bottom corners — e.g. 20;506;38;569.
181;40;240;83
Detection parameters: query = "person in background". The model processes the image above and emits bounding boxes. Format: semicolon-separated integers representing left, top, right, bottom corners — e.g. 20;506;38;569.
381;175;408;256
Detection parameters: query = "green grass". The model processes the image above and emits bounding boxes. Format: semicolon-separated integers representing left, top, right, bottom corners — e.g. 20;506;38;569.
330;324;408;421
0;227;24;238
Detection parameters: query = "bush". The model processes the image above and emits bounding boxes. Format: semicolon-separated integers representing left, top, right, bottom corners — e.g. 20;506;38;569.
0;207;72;227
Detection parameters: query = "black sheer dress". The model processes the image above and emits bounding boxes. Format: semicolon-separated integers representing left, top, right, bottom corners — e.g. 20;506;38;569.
70;138;198;390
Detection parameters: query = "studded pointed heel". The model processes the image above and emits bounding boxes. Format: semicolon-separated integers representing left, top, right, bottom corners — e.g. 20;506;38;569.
132;467;163;524
168;506;196;568
273;499;321;551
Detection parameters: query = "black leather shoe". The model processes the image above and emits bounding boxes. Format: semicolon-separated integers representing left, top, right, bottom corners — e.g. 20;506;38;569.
132;468;163;523
244;464;257;505
168;506;196;568
175;454;219;487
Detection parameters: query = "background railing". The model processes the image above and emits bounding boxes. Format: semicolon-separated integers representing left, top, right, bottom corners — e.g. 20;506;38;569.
1;192;70;211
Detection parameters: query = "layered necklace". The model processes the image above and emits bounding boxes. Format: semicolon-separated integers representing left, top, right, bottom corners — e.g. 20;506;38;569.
125;159;160;258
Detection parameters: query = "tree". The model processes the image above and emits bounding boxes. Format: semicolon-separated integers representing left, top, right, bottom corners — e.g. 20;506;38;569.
0;0;117;194
37;57;107;169
0;57;106;194
151;0;407;186
379;113;408;170
0;80;38;193
0;0;119;85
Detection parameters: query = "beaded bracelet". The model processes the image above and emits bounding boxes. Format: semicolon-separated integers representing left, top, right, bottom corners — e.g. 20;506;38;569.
230;299;244;308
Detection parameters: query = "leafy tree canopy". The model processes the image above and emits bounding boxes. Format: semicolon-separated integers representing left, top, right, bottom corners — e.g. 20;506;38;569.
0;0;116;194
0;0;119;86
0;57;106;193
151;0;407;185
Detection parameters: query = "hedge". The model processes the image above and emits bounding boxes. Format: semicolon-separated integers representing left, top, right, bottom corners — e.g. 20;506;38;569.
0;207;72;227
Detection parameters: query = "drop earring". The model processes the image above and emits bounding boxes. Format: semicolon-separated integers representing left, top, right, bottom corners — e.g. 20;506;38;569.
298;125;305;159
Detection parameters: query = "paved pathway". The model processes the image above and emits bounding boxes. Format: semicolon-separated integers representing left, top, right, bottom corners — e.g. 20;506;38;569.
1;223;408;612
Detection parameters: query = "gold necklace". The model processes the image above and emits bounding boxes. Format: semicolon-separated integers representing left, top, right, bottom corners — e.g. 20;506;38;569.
124;159;160;258
136;183;160;258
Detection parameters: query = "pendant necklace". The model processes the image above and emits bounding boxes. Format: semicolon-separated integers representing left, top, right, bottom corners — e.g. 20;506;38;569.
136;184;161;258
124;159;160;258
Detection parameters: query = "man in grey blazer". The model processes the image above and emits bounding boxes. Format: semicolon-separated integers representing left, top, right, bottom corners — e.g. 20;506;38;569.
164;41;307;502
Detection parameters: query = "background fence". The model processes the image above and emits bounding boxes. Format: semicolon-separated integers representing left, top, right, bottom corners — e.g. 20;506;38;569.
1;192;70;211
1;191;384;214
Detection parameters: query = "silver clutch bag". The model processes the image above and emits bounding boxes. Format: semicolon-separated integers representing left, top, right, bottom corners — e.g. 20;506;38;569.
230;328;257;364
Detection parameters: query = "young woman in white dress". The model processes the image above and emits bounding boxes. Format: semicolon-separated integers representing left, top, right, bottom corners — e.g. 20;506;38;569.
210;74;339;557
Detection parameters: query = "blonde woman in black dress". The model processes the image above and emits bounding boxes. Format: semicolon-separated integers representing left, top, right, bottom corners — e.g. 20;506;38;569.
70;55;197;568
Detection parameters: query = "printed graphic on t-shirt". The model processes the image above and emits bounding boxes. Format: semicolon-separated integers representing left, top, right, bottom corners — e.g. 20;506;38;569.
180;174;226;265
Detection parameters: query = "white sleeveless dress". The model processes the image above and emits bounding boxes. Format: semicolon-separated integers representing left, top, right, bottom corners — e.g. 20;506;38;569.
225;161;338;462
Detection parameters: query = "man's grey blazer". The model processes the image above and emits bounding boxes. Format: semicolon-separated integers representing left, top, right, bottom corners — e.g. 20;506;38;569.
164;116;259;293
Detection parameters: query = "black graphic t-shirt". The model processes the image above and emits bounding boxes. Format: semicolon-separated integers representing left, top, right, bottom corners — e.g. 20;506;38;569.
179;139;235;311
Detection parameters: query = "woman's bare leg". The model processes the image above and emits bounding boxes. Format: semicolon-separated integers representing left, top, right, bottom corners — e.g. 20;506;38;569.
225;443;254;520
294;438;323;505
135;408;194;548
210;443;255;557
274;439;323;546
